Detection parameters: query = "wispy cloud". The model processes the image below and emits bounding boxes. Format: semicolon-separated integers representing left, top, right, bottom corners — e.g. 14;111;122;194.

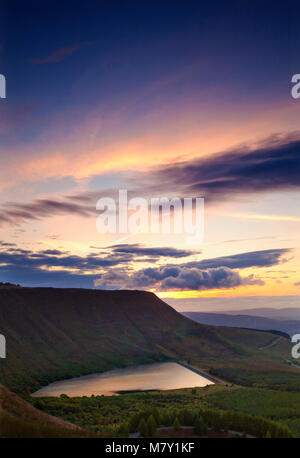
144;132;300;201
1;133;300;228
109;244;195;259
0;197;97;226
184;249;291;270
30;41;94;64
225;212;300;222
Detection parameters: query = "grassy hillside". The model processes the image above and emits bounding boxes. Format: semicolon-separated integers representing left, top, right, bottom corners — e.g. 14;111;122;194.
0;287;298;393
0;383;90;437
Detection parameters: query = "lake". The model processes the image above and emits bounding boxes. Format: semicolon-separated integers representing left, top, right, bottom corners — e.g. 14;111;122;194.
31;362;214;397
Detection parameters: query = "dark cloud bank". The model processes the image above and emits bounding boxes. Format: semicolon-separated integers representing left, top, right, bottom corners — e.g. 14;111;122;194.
0;244;289;290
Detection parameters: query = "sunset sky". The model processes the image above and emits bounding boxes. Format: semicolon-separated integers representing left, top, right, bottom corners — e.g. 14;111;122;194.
1;1;300;308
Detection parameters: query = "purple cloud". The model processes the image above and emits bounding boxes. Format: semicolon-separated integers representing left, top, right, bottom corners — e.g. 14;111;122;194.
95;265;264;291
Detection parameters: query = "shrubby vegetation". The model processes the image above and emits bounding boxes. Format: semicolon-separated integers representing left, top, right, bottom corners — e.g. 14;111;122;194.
121;406;292;437
210;367;300;391
206;387;300;436
29;387;294;438
31;392;193;433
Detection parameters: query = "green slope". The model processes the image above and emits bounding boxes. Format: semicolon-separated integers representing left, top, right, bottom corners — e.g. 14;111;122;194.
0;287;298;393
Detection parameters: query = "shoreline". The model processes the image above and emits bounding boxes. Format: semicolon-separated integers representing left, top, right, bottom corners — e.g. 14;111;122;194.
175;361;221;384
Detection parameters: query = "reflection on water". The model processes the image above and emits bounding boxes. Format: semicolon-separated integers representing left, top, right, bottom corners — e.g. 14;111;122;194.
31;362;214;397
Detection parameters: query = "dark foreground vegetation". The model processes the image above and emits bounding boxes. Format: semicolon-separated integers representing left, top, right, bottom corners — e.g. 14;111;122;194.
205;386;300;437
122;406;292;438
29;385;295;438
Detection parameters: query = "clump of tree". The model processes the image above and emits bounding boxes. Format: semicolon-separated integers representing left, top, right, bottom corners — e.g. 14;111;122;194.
122;406;293;438
147;415;157;437
173;417;181;431
137;418;148;437
127;408;159;437
194;416;207;436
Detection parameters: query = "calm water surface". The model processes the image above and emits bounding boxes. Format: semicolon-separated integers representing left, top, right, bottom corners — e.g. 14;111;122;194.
31;362;214;397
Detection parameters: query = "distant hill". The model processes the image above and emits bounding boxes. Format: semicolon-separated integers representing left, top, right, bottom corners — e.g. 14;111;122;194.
221;307;300;321
0;287;298;393
183;312;300;337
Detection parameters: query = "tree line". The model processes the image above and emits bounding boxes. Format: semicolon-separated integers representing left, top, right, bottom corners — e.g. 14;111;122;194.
120;406;293;438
